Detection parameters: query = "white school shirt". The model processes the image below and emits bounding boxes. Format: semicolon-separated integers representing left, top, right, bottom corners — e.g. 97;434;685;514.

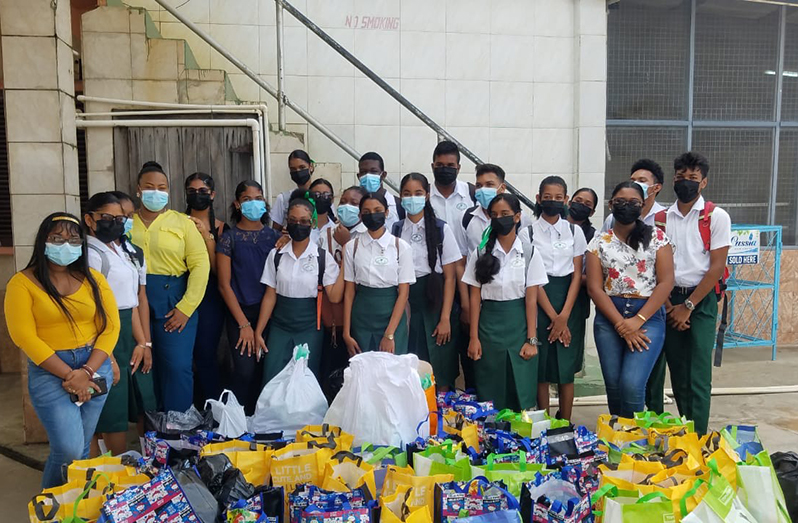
320;223;367;265
269;189;294;227
310;218;336;247
430;180;472;257
520;216;587;277
465;206;534;254
665;196;731;288
260;241;339;298
462;237;549;301
399;219;462;277
600;201;667;233
385;193;400;231
87;236;146;310
343;230;416;288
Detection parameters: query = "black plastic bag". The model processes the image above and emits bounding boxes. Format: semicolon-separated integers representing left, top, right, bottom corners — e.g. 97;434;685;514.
322;367;347;405
197;454;235;496
173;467;219;523
217;468;255;509
772;451;798;521
145;405;214;434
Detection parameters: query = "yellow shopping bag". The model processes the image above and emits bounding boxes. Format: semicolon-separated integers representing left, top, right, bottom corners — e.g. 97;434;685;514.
322;450;378;498
28;476;111;523
66;456;138;489
381;484;434;523
441;412;480;453
382;465;454;514
270;441;334;494
200;440;274;485
200;439;272;456
296;424;355;452
597;414;649;447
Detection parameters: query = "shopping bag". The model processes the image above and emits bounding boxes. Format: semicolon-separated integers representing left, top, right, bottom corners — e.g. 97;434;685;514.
66;456;138;489
271;441;335;495
144;405;214;434
250;344;328;435
288;484;373;523
206;389;248;438
634;412;695;434
521;477;592;523
173;467;220;523
413;442;472;480
381;484;434;523
435;477;520;523
471;452;553;497
591;486;672;523
100;467;201;522
297;425;355;452
441;411;481;453
453;510;521;523
322;451;378;499
226;485;284;523
29;475;111;523
383;465;454;513
720;425;764;462
772;451;798;522
736;451;791;523
539;425;605;468
596;415;648;447
681;475;757;523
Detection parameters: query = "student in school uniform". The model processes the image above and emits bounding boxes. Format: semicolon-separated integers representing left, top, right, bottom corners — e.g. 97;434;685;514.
601;159;667;233
462;193;548;410
519;176;588;422
646;152;730;435
271;149;315;231
392;173;462;391
343;192;416;355
567;188;599;244
216;180;279;413
305;178;338;245
255;195;344;384
357;152;401;230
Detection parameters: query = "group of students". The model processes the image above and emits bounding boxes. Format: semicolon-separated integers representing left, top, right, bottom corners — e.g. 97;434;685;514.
4;139;730;489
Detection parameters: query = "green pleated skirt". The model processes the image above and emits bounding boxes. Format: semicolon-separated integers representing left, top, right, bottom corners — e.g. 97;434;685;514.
537;274;586;384
476;298;537;411
263;295;323;386
408;275;459;388
351;285;408;354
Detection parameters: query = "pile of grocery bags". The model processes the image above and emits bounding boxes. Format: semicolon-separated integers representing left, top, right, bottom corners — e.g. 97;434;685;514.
26;351;794;523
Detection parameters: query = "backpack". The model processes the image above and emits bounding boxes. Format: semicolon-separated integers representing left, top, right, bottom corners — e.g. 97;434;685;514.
390;218;445;267
461;204;481;231
478;224;537;281
88;241;144;278
654;201;729;367
393;194;406;221
274;245;326;330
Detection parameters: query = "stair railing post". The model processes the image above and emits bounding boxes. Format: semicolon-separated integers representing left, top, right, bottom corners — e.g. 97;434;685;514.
276;1;287;132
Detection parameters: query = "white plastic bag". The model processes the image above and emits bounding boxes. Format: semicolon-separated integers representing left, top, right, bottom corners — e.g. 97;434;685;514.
248;344;327;435
683;476;759;523
204;389;247;438
324;352;429;447
737;461;791;523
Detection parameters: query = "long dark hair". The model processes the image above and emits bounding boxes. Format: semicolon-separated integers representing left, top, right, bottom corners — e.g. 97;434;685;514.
288;149;313;165
184;172;219;240
611;181;653;251
26;212;109;337
474;193;521;285
109;191;143;267
230;180;268;224
401;172;444;310
309;178;337;223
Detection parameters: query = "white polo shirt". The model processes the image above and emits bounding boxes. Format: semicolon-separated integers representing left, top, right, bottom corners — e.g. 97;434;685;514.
310;219;336;247
87;236;146;310
319;222;367;265
520;217;587;277
600;201;667;233
260;242;339;298
665;196;731;288
343;230;416;288
270;189;294;227
398;219;462;277
465;205;534;254
462;237;549;301
430;180;473;257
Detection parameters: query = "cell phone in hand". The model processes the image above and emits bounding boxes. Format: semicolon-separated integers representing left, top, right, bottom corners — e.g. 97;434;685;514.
69;376;108;403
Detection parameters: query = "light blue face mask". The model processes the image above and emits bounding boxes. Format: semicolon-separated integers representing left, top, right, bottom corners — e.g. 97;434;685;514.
122;217;133;237
475;187;498;209
337;204;360;228
359;173;382;193
45;242;82;266
401;196;426;216
241;200;267;222
140;190;169;212
635;181;650;200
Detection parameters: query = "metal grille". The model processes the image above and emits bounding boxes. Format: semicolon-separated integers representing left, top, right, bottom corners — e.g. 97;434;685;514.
781;16;798;121
693;2;780;121
691;128;773;225
607;0;690;120
776;130;798;244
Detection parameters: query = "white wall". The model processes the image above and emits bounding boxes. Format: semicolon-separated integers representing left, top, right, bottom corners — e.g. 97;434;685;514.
128;0;607;202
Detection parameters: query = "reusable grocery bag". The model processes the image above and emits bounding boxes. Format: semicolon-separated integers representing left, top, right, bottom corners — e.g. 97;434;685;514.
288;485;374;523
226;486;284;523
471;452;553;497
522;477;591;523
250;344;328;435
736;451;791;523
591;485;672;523
414;442;472;481
29;475;111;523
322;451;378;498
297;425;355;452
453;510;521;523
381;484;434;523
441;411;481;453
634;412;695;434
66;456;139;489
383;465;454;513
681;475;758;523
435;477;520;523
720;425;764;462
270;441;335;494
100;467;201;522
206;389;248;438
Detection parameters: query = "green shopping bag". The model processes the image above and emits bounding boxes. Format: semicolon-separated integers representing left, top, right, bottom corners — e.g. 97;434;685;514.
593;485;673;523
471;452;553;496
600;439;662;465
736;450;791;523
414;443;472;481
495;409;569;438
681;474;758;523
634;411;695;433
358;444;408;468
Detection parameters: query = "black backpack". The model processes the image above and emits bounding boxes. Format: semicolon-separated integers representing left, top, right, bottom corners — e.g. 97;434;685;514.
390;218;446;262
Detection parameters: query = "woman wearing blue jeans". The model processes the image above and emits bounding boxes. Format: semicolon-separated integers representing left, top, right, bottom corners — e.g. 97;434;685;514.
586;181;674;417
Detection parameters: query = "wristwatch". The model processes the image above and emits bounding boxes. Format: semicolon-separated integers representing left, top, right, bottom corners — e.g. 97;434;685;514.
384;333;395;341
684;299;696;311
527;337;540;346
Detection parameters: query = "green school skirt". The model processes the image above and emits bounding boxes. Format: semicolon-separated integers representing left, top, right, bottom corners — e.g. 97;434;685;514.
263;295;323;386
95;308;157;433
351;285;408;354
476;298;538;411
537;274;586;385
408;275;459;388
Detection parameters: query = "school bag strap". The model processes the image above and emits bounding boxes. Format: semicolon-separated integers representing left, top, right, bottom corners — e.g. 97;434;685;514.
394;194;406;220
654;210;667;232
87;243;111;278
316;245;325;331
391;219;404;238
698;201;715;254
467;182;477;204
461;204;479;230
521;225;536;279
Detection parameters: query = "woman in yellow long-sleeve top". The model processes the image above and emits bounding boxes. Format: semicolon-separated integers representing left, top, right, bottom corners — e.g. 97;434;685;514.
4;213;120;487
130;161;210;412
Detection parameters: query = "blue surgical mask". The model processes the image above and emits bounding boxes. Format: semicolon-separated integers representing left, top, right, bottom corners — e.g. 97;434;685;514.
241;200;267;222
359;174;382;193
635;181;650;200
475;187;497;209
122;217;133;237
337;204;360;228
140;190;169;212
45;242;82;266
401;196;426;216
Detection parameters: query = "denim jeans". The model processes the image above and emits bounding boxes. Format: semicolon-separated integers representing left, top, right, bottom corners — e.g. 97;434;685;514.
28;346;113;488
594;297;666;418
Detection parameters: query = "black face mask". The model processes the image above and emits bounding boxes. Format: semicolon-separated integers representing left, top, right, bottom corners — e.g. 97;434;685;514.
362;212;386;232
314;195;333;215
95;219;125;243
433;166;458;186
612;202;642;225
286;222;312;242
674;179;700;203
491;215;516;236
568;202;592;222
540;200;565;217
291;169;311;186
186;192;212;211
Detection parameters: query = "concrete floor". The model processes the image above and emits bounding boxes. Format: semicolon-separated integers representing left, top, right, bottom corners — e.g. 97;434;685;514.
0;454;43;521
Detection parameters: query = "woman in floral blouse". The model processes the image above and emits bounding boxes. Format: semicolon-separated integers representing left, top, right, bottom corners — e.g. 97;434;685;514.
586;181;674;417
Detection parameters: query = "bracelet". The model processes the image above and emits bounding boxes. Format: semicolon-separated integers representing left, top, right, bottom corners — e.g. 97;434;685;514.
82;363;95;375
80;367;93;380
636;313;647;322
239;322;251;330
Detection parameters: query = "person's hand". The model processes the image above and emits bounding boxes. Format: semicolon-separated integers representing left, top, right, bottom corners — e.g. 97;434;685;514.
141;346;152;373
623;329;651;352
236;325;255;357
110;356;121;385
130;345;146;375
468;338;482;361
548;314;569;345
520;342;537;360
189;217;210;239
164;308;190;333
62;369;100;403
380;335;396;354
432;319;451;346
333;224;351;246
559;326;572;347
667;304;692;331
275;232;290;250
616;317;644;338
255;334;268;361
343;333;361;357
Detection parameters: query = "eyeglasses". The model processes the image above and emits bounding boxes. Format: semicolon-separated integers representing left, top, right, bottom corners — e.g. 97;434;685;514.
310;191;333;200
47;236;82;246
186;188;212;195
93;213;127;224
286;218;313;227
610;199;643;208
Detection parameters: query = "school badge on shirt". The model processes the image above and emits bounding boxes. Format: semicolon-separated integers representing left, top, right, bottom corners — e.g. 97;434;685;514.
374;255;389;266
411;232;424;243
553;240;568;250
456;202;468;211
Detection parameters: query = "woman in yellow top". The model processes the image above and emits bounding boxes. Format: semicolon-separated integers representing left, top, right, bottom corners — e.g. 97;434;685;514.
4;213;120;488
130;161;210;412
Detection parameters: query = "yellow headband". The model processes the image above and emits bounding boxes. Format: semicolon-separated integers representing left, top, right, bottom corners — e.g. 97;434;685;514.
52;216;80;225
